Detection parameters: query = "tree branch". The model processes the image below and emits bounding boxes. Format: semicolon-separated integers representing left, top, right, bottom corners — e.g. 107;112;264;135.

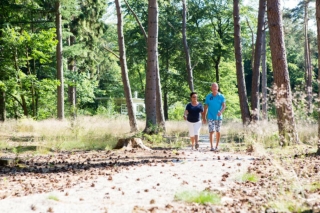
123;0;148;42
103;46;120;59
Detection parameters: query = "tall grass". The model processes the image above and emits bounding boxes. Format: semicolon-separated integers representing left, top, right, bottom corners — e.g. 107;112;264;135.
0;115;318;152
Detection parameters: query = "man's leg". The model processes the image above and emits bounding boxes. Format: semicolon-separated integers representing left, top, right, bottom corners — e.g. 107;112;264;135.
215;131;220;149
209;131;214;149
208;119;216;150
215;120;222;149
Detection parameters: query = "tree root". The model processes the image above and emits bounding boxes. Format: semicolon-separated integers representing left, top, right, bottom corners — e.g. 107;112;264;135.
114;137;152;151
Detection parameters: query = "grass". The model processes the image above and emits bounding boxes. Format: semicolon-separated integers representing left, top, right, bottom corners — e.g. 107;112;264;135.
241;173;259;183
0;116;318;154
47;195;59;201
308;182;320;193
174;190;221;205
268;199;311;213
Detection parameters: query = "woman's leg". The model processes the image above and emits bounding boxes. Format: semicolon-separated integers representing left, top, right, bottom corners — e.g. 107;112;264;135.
194;121;202;149
187;121;195;149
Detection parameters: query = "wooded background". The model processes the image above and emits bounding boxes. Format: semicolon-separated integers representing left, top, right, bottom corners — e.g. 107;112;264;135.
0;0;319;148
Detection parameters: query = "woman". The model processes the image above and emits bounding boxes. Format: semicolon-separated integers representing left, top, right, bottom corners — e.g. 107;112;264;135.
184;92;204;150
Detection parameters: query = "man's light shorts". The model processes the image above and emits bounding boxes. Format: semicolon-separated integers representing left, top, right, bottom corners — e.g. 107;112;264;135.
208;119;222;132
187;121;202;137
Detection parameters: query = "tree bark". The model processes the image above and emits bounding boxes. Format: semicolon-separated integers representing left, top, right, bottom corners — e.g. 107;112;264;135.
315;0;320;154
233;0;251;125
144;0;158;133
261;24;268;120
0;91;5;121
304;0;313;114
267;0;299;145
251;0;266;121
115;0;138;132
56;1;64;120
68;28;77;119
156;60;166;132
245;17;255;70
182;0;194;92
25;51;36;117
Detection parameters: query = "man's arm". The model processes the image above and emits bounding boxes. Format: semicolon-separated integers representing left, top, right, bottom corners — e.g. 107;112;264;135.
217;102;226;116
220;102;226;113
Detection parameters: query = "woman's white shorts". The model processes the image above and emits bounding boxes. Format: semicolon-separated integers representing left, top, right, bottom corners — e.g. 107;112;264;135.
187;120;202;137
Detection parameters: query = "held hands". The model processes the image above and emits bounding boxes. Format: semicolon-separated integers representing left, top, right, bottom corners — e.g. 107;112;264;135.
202;118;206;124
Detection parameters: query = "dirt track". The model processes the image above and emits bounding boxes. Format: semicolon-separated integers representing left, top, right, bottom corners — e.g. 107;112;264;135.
0;135;319;213
0;136;258;213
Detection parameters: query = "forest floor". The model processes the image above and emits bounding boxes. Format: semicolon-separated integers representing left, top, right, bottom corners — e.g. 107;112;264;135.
0;135;319;213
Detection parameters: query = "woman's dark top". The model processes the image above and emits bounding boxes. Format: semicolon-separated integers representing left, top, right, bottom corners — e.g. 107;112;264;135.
185;103;204;123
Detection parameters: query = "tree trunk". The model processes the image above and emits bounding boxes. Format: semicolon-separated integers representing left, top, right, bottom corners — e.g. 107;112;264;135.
233;0;251;125
304;0;313;114
14;48;28;117
56;0;64;120
315;0;320;154
261;25;268;120
156;61;165;132
68;30;77;119
251;0;266;121
213;58;220;83
164;90;168;120
144;0;158;133
26;51;36;117
0;29;4;122
20;95;28;117
0;91;5;121
123;0;164;131
245;17;255;70
267;0;299;145
182;0;194;92
115;0;138;132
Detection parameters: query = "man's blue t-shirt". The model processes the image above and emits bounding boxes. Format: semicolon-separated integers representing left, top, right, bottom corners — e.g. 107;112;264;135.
205;93;226;120
185;103;204;123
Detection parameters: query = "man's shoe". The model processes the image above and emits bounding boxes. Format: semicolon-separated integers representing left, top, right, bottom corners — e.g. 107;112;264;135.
195;143;199;149
210;147;215;151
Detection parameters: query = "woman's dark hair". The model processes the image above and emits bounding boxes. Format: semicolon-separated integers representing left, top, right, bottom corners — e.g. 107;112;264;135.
190;92;197;98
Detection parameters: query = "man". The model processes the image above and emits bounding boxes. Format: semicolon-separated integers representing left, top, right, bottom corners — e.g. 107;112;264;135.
203;83;226;151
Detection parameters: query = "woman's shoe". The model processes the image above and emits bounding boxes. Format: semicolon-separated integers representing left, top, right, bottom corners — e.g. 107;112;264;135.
195;143;199;149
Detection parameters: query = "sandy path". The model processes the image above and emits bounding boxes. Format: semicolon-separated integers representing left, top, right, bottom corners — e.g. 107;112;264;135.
0;136;255;213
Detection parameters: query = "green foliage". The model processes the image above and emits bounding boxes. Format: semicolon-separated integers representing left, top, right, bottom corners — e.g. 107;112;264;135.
168;102;185;121
218;61;240;119
0;0;318;127
174;190;221;205
143;133;163;144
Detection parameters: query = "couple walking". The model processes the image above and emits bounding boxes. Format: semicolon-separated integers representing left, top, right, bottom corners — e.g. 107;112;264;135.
183;83;226;151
